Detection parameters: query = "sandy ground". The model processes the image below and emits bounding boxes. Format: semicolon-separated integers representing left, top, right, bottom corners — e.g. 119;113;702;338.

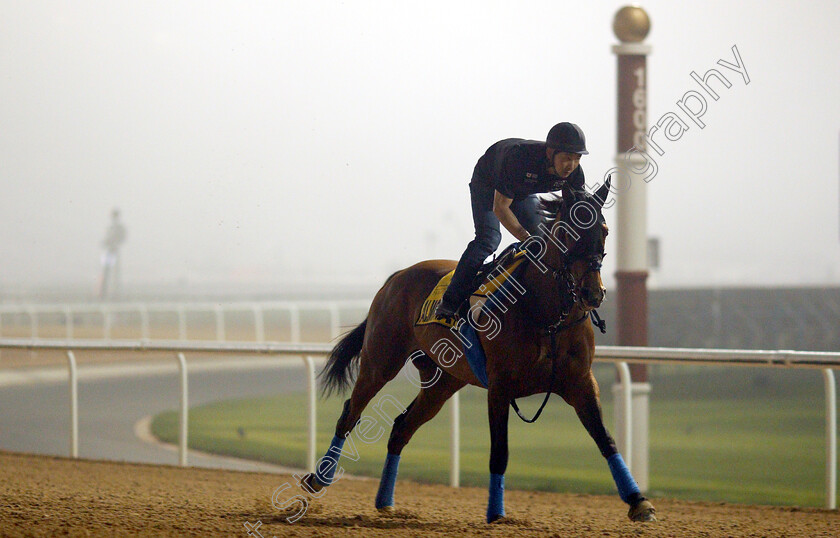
1;451;837;538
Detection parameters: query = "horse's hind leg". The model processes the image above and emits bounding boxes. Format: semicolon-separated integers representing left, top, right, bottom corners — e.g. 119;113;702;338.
564;372;656;522
303;347;404;494
374;358;465;511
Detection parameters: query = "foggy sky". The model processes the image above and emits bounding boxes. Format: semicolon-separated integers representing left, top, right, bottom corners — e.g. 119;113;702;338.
1;1;839;293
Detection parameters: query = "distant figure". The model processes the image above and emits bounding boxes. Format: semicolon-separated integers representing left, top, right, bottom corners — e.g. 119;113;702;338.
99;208;127;300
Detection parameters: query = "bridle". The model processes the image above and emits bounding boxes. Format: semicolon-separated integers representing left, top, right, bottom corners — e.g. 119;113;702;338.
510;242;606;424
510;186;612;423
545;250;605;333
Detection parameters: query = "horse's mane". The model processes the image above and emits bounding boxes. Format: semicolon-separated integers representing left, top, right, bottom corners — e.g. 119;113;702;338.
537;193;565;223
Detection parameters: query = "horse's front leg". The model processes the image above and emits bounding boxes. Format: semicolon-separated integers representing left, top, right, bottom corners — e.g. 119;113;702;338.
565;372;657;522
486;387;510;523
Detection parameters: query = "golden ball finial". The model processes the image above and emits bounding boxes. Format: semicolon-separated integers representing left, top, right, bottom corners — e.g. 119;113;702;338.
613;5;651;43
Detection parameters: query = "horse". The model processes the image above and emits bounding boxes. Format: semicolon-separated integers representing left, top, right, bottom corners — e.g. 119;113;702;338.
300;178;656;523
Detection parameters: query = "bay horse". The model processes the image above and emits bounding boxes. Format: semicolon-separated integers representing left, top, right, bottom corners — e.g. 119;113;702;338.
301;179;656;523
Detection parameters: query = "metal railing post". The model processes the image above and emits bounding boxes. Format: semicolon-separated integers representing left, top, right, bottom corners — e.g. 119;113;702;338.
450;391;460;487
824;368;836;509
616;362;633;470
66;350;78;458
177;352;189;467
303;355;316;472
253;305;265;343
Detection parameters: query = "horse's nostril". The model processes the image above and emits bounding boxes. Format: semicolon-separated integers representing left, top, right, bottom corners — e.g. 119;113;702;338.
582;288;605;307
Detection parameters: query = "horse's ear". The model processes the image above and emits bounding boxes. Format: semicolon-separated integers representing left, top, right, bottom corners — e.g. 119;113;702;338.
594;175;611;209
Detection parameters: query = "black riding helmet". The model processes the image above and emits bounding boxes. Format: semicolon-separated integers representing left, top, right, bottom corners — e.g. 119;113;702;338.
546;122;588;155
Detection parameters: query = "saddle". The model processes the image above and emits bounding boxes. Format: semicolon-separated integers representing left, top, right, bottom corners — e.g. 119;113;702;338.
416;243;528;328
473;242;523;292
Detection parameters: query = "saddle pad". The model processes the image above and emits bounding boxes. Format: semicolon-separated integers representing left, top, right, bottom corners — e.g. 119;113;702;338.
414;275;490;387
416;270;458;328
461;322;488;387
415;249;528;328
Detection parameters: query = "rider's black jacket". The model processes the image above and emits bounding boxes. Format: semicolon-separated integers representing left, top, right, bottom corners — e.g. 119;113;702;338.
470;138;585;200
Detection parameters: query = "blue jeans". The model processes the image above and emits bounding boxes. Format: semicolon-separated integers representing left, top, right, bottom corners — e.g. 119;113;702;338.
440;182;542;309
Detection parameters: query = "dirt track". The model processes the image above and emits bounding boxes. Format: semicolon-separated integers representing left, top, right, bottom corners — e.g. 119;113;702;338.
1;451;838;537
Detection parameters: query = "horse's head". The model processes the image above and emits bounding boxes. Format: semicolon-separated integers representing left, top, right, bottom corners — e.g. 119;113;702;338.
538;178;611;312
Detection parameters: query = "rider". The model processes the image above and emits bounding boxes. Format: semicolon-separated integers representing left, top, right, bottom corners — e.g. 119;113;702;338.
434;122;588;323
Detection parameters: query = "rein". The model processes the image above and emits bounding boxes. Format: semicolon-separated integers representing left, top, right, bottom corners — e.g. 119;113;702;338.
508;245;606;424
509;312;589;423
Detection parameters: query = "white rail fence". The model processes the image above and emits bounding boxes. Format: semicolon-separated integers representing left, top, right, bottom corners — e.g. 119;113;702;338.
0;338;837;509
0;301;370;342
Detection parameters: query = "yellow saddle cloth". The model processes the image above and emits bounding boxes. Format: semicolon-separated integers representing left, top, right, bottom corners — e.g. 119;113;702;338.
415;249;528;328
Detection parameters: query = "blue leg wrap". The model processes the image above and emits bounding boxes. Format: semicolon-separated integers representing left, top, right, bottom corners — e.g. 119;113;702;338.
486;473;505;522
314;435;345;487
607;453;640;504
374;453;401;509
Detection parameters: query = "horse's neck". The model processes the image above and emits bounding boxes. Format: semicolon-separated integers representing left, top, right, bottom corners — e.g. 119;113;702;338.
517;262;574;330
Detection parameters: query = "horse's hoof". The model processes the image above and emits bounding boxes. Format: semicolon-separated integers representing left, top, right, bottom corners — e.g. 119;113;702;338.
487;514;506;524
377;506;395;515
299;473;324;494
628;499;657;522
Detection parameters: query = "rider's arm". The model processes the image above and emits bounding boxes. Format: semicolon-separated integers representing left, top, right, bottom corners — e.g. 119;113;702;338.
493;191;531;242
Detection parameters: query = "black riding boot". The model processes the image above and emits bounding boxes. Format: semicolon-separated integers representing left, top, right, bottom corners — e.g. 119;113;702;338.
435;249;486;321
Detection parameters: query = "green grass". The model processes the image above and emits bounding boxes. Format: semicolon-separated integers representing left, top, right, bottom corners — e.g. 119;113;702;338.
151;364;832;507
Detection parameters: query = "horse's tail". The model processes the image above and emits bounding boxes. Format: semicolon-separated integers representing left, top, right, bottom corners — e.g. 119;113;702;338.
318;319;367;398
319;270;400;398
